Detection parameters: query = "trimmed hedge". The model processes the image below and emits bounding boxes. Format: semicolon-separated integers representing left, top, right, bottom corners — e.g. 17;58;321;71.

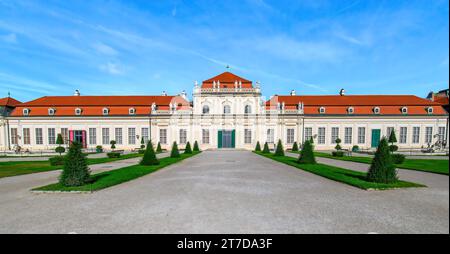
298;140;316;164
262;142;270;154
367;138;398;183
193;141;200;152
49;156;65;166
170;142;180;158
254;141;261;152
184;142;193;154
274;140;285;156
140;140;159;165
291;142;299;152
107;152;121;158
59;141;90;187
332;151;344;157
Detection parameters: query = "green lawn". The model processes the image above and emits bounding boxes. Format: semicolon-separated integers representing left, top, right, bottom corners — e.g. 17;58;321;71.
313;152;449;175
255;152;425;190
33;152;200;192
0;153;144;178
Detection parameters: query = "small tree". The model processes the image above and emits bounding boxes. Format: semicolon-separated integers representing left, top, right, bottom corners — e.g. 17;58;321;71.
110;140;116;151
59;141;90;186
298;140;316;164
140;137;145;149
55;133;65;155
254;141;261;152
170;142;180;158
193;141;200;152
274;139;285;156
388;130;398;153
367;138;397;183
184;141;192;154
156;142;163;153
262;142;270;154
140;140;159;165
291;142;299;152
334;138;342;151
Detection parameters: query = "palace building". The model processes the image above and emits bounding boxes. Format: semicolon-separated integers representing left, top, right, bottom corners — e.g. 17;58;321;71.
1;72;448;152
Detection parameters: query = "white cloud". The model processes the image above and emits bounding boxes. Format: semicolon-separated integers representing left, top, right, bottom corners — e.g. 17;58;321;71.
92;42;118;56
99;62;124;75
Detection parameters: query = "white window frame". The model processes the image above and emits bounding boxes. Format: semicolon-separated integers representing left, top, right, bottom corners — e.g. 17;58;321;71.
344;127;352;144
89;128;97;145
267;129;275;144
202;129;210;144
115;128;123;145
287;128;295;144
319;107;326;114
223;105;231;114
401;107;408;114
141;128;149;143
244;129;252;144
128;128;136;145
11;128;18;145
75;108;82;115
347;107;354;114
438;127;446;142
102;128;110;145
331;127;339;144
399;127;407;144
23;108;30;116
373;107;380;114
202;105;210;114
244;105;252;114
425;127;433;144
427;107;433;114
102;108;109;116
35;128;43;145
48;108;55;116
23;128;31;145
160;129;167;144
129;108;136;115
48;128;56;145
304;127;313;142
358;127;365;144
412;127;420;144
318;127;326;144
179;129;187;144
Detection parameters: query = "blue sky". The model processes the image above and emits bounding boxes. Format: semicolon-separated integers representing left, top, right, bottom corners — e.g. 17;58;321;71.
0;0;448;102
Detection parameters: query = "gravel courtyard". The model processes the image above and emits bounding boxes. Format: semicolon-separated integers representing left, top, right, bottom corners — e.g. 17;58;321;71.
0;150;448;233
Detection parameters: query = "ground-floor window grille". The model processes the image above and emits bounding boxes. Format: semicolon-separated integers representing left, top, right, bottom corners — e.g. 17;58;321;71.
102;128;110;145
141;128;149;143
344;127;352;144
160;129;167;144
244;129;252;144
48;128;56;145
267;129;274;143
287;129;295;144
11;128;18;145
412;127;420;143
23;128;30;145
202;129;209;144
179;129;187;144
89;128;96;145
304;127;312;142
425;127;432;144
358;127;365;144
115;128;123;145
35;128;43;145
400;127;407;144
318;127;325;144
331;127;339;144
128;128;136;145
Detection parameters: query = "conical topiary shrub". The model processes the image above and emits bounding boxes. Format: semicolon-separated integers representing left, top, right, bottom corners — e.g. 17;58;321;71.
59;141;90;186
274;139;284;156
140;140;159;165
254;141;261;152
262;142;270;153
184;141;192;154
367;138;398;183
193;141;200;152
292;142;299;152
170;142;180;158
297;140;316;164
156;142;162;153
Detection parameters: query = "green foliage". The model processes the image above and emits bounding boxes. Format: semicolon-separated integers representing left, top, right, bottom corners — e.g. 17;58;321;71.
96;145;103;153
274;139;285;156
335;138;342;151
392;154;406;164
388;130;397;144
389;145;398;152
193;141;200;152
184;142;193;154
170;142;180;158
262;142;270;154
49;156;65;166
352;145;359;152
140;140;159;165
138;149;145;154
332;151;344;157
140;137;145;149
107;152;121;158
59;141;90;187
291;142;299;152
367;138;398;183
56;134;64;145
110;140;116;150
55;146;65;155
156;142;163;153
298;140;316;164
254;141;261;152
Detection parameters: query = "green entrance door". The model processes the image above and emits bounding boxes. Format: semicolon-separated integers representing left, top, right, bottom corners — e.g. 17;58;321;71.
371;129;381;148
218;130;235;148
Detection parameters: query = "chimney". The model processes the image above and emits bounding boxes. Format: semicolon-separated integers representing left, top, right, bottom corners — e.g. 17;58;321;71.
339;88;345;96
290;90;296;96
74;89;80;96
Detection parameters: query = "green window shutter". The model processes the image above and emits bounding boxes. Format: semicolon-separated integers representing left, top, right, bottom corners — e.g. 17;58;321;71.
371;129;381;148
231;130;235;148
218;130;222;148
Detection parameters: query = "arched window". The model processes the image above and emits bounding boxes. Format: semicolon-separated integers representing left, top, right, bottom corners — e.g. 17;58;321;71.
202;105;210;114
347;107;354;114
223;105;231;114
23;108;30;116
48;108;56;116
401;107;408;114
129;108;136;115
102;108;109;115
244;105;252;114
319;107;326;114
427;107;433;114
75;108;82;115
373;107;380;114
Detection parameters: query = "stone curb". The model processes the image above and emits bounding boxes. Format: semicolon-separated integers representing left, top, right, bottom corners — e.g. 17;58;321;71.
30;190;94;194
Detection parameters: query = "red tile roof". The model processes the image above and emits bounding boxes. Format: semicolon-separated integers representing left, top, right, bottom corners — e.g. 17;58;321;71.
0;97;21;107
202;72;253;88
11;95;190;116
266;95;448;115
433;96;449;105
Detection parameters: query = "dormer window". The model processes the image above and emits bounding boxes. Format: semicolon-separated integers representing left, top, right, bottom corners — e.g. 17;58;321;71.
129;108;136;115
373;107;380;114
102;108;109;115
427;107;433;114
48;108;56;116
319;107;326;114
75;108;82;115
23;108;30;116
347;107;354;114
401;107;408;114
244;105;252;114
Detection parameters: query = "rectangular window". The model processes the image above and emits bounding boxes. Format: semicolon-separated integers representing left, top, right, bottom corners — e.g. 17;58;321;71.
89;128;96;145
331;127;339;144
61;128;68;144
48;128;56;145
115;128;123;145
23;128;30;145
387;127;394;138
179;129;187;144
35;128;43;145
358;127;366;144
160;129;167;144
141;128;149;143
304;127;312;142
412;127;420;144
438;127;446;142
345;127;352;144
102;128;110;145
286;129;295;144
128;128;136;145
400;127;407;144
267;129;274;143
202;129;210;144
318;127;325;144
11;128;18;145
244;129;252;144
425;127;433;144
